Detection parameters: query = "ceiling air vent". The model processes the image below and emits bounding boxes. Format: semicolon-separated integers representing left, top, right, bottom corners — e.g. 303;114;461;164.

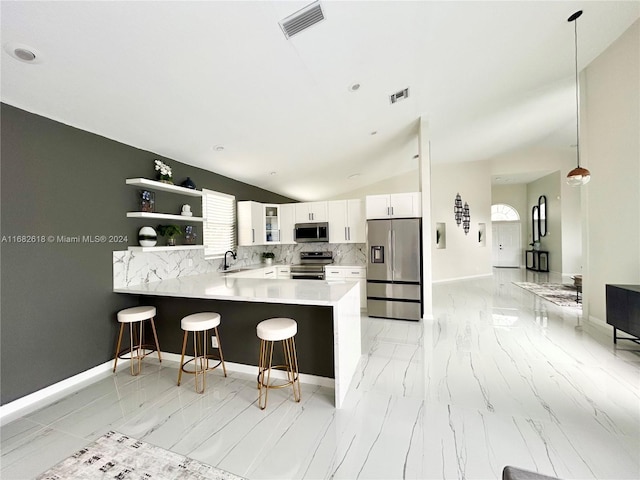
389;88;410;104
279;1;325;39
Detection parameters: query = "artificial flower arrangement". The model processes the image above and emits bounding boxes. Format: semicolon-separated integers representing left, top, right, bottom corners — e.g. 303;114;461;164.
154;159;173;183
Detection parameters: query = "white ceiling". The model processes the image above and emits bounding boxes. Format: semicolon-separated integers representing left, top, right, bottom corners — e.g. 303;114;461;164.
2;1;638;200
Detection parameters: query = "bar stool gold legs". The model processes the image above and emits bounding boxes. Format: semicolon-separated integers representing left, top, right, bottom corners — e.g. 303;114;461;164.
113;306;161;376
256;318;301;410
177;313;227;394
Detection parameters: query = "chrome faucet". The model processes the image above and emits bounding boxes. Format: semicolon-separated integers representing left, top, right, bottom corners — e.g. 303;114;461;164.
223;250;237;270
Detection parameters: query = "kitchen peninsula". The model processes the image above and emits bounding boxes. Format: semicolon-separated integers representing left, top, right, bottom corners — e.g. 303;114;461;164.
113;272;362;408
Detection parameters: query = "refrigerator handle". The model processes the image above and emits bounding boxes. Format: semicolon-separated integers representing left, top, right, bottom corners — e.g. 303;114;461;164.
390;229;395;275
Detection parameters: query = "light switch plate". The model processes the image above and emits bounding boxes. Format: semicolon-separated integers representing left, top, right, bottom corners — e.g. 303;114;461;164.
211;336;218;348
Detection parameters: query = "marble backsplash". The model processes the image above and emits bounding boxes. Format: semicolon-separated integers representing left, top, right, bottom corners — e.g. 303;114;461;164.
113;243;366;287
237;242;366;267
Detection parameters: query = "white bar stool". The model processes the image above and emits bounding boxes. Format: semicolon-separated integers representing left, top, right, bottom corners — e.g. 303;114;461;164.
256;317;301;410
178;312;227;394
113;306;161;376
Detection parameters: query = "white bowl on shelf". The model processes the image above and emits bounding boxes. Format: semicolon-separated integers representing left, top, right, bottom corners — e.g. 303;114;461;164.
138;226;158;247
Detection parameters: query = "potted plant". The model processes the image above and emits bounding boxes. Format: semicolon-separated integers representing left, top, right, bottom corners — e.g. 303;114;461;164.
262;251;275;265
154;159;173;184
157;224;182;246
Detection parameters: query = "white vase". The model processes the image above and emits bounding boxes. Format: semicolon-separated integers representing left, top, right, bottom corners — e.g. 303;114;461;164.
138;226;157;247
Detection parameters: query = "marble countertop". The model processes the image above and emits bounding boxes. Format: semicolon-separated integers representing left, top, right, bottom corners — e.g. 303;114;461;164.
113;272;359;306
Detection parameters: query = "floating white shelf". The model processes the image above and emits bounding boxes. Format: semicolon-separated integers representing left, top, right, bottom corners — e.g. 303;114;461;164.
126;178;203;197
127;212;204;222
128;245;205;252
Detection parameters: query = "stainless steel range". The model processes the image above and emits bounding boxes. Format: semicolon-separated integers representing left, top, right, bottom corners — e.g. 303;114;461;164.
290;251;333;280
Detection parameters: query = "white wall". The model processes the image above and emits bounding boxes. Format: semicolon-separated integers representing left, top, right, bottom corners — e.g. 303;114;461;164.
527;172;562;273
583;20;640;324
490;146;575;180
329;170;419;200
431;160;493;282
560;173;583;275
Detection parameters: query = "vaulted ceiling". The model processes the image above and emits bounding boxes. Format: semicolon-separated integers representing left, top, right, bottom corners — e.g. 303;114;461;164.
2;1;638;200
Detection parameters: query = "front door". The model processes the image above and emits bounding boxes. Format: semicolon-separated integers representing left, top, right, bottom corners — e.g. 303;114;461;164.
492;222;521;267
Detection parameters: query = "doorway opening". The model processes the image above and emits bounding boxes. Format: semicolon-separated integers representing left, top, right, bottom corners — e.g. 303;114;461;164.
491;204;521;268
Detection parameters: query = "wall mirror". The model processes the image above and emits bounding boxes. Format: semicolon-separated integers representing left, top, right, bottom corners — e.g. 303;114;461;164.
532;205;539;243
538;195;547;237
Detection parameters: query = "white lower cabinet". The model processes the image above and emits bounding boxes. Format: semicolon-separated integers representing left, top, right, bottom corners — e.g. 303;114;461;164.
324;266;366;310
262;267;276;278
226;265;289;279
276;266;291;279
226;266;276;278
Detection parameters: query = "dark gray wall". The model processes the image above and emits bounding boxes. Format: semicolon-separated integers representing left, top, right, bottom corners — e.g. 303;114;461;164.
0;103;295;404
144;296;335;378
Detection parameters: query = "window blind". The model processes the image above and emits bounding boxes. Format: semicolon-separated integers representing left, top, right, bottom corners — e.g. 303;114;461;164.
202;188;236;259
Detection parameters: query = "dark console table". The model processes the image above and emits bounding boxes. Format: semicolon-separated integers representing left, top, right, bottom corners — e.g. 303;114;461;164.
526;250;549;272
605;284;640;345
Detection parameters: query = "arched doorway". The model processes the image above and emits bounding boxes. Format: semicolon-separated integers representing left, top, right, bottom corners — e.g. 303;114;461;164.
491;204;521;267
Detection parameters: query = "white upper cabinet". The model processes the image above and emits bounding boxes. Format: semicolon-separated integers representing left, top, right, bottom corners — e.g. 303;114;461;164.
238;202;283;245
279;204;296;244
328;199;365;243
295;201;328;223
365;192;421;219
237;201;264;246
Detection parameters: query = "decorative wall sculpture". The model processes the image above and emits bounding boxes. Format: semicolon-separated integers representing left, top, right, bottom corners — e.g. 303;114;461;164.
454;193;463;226
462;202;471;234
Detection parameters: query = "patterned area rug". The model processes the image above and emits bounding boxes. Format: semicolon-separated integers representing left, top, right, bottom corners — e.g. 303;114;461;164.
513;282;582;308
36;431;245;480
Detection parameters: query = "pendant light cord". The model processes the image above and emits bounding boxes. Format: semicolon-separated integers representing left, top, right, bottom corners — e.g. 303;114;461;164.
573;15;581;168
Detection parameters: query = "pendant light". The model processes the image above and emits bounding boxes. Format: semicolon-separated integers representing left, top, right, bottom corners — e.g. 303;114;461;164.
566;10;591;186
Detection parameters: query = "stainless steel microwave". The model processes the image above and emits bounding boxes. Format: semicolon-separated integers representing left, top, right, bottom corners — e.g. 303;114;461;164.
294;222;329;243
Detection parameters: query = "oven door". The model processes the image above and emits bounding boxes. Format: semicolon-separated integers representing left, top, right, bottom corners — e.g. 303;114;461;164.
290;272;325;280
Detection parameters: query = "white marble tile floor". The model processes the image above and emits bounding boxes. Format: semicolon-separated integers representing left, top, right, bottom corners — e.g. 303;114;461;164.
2;269;639;479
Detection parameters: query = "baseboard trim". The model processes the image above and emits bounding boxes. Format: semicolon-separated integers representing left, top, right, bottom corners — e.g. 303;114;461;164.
432;273;493;284
586;314;611;335
0;361;114;426
1;352;335;426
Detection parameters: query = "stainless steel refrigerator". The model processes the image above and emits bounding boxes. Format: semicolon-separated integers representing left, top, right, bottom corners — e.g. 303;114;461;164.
366;218;423;321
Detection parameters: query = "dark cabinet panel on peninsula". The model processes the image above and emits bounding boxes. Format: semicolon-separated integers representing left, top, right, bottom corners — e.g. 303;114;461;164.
606;284;640;343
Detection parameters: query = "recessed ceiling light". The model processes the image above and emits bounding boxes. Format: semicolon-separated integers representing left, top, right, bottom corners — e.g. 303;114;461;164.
14;48;36;61
4;42;43;64
370;131;378;136
348;83;361;92
270;171;277;176
212;145;225;152
348;173;361;180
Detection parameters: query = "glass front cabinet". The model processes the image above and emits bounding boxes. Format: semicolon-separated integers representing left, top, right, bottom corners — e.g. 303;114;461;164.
264;204;280;243
237;202;283;246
